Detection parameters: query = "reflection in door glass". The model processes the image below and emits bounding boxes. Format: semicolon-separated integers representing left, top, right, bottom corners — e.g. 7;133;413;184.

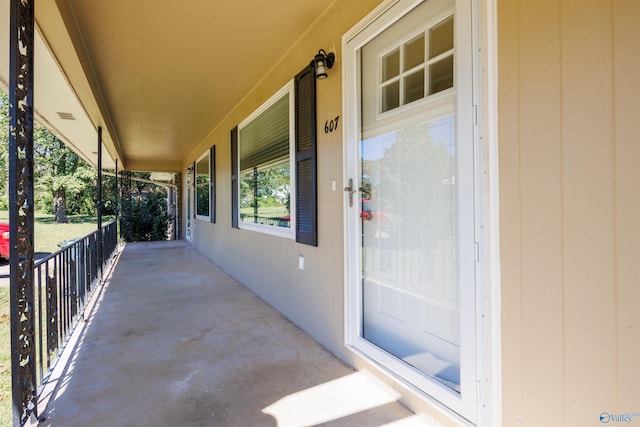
360;115;460;391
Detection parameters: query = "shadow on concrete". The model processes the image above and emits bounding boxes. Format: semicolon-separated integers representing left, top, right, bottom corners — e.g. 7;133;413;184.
37;241;422;427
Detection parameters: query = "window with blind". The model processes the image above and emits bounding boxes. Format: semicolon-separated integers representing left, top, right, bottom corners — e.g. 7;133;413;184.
195;150;210;220
232;65;317;246
237;82;295;237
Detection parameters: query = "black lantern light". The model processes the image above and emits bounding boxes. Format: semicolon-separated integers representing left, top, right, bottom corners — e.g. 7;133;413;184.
313;49;335;80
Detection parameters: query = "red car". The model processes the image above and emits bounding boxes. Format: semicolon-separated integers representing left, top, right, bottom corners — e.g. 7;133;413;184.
360;199;385;222
0;222;9;260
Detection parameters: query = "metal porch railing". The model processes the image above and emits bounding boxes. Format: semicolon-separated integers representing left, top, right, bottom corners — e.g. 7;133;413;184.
17;221;118;424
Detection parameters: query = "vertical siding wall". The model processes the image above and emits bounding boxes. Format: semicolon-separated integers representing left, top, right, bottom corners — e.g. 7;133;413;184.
498;1;640;426
185;0;385;362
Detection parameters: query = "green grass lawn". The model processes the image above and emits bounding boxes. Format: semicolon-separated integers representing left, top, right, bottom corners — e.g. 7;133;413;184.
239;206;288;217
0;211;114;253
0;212;110;426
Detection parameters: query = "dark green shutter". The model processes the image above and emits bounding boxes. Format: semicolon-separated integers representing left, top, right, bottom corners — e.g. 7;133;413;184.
294;65;317;246
210;145;216;224
231;127;239;229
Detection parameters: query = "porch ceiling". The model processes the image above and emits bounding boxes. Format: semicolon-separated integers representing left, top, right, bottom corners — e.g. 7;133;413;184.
2;0;335;172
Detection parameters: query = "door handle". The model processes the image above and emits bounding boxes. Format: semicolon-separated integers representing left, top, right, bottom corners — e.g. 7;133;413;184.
344;178;357;207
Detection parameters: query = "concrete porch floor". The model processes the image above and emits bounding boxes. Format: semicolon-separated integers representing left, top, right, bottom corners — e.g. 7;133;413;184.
39;240;426;427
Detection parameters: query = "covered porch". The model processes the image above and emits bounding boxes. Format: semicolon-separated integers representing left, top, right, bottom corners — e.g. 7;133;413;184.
36;240;424;427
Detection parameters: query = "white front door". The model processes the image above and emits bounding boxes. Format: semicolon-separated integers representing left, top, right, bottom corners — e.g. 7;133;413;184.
344;0;478;420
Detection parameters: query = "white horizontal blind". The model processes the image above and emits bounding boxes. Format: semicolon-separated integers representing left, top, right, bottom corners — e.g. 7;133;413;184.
239;94;290;171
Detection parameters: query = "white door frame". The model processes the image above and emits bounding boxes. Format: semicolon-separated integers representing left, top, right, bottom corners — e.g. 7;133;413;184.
341;0;501;424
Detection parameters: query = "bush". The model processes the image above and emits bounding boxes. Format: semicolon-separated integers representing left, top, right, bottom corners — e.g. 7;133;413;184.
35;192;54;214
66;191;96;215
120;192;168;242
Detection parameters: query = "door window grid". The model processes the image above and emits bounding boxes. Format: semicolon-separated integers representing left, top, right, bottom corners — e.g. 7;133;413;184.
380;15;454;113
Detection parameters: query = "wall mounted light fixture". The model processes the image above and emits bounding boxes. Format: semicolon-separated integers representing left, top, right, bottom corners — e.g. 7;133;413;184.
313;49;335;80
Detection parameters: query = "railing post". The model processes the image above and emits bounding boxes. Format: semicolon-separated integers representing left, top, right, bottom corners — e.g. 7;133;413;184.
46;274;58;362
8;0;37;425
97;127;103;279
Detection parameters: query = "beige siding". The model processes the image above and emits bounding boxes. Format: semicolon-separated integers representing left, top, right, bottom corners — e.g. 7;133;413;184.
614;0;640;413
186;0;483;423
499;1;640;426
187;0;386;362
181;0;640;423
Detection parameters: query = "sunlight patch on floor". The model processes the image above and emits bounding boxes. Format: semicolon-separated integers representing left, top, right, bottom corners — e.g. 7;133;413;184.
263;371;418;426
380;416;431;426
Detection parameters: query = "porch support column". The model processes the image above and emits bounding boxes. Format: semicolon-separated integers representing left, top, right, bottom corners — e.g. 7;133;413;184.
175;172;182;240
115;159;119;241
167;181;175;240
8;0;37;425
97;127;103;278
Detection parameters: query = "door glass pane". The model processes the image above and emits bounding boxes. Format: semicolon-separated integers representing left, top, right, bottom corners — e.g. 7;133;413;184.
360;115;460;392
360;1;460;391
404;69;425;104
382;49;400;82
429;16;454;59
404;34;425;70
429;55;454;95
382;81;400;112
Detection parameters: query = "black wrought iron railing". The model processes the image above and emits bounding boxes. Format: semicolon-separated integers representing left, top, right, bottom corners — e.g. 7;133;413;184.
239;213;290;228
28;221;118;414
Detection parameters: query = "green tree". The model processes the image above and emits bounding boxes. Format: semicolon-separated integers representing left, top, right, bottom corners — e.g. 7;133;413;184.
362;121;455;250
2;90;163;232
34;124;97;222
0;92;10;210
119;171;168;242
2;90;101;220
100;173;118;216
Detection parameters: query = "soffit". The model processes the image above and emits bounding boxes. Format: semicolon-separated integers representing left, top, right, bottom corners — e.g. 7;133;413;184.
0;0;117;169
33;0;335;172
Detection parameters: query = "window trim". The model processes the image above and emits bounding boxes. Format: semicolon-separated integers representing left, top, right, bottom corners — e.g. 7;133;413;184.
236;81;296;239
231;128;239;229
195;150;211;221
209;145;216;224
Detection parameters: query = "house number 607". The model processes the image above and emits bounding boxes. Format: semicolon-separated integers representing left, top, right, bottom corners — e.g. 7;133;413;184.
324;116;340;134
